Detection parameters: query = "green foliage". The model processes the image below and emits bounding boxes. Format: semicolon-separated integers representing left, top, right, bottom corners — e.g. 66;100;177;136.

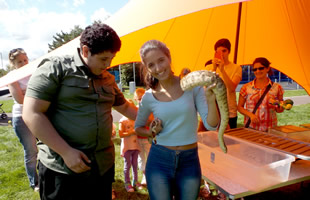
93;19;108;25
120;64;133;86
0;99;13;113
237;103;310;128
0;127;40;200
0;69;8;77
277;104;310;126
237;89;309;128
120;63;144;87
283;89;307;97
0;124;149;200
48;25;84;52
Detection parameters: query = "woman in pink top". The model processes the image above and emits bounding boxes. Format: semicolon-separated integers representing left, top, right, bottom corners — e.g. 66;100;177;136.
7;48;39;191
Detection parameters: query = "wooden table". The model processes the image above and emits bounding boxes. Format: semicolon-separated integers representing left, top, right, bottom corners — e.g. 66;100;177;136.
202;159;310;199
268;125;310;144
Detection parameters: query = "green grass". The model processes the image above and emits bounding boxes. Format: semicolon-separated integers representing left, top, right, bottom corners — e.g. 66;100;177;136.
0;126;40;200
236;89;310;127
0;100;13;113
283;89;308;97
0;125;150;200
0;88;309;199
237;103;310;128
112;138;150;200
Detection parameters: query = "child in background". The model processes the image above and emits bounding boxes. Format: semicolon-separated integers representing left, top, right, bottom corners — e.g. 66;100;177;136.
111;122;117;199
134;88;151;186
119;100;142;192
179;67;191;79
112;122;117;139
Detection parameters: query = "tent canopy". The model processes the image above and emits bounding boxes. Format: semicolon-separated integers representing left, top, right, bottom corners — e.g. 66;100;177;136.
1;0;309;95
108;0;310;94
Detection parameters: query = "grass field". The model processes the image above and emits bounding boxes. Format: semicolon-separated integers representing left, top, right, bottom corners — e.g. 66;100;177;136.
0;89;309;200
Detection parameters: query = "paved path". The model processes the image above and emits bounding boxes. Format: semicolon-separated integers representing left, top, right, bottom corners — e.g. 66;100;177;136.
284;95;310;106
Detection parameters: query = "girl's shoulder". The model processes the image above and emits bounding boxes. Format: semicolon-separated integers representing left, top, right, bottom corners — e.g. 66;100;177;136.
141;88;155;101
145;88;153;94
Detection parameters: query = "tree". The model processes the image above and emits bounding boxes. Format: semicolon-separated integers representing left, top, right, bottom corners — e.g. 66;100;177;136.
93;20;103;25
120;64;133;86
0;68;8;77
48;25;84;52
120;63;144;86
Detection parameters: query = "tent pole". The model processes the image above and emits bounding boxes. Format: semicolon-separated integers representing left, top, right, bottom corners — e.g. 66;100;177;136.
119;65;121;84
133;62;136;83
233;2;243;64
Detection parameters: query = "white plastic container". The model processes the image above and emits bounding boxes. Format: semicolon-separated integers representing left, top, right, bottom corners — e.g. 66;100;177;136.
198;131;295;191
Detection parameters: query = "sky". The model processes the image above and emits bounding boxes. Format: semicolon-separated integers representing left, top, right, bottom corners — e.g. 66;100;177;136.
0;0;129;69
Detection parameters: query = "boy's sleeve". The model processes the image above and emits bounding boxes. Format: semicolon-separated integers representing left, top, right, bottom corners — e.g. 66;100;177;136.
26;58;62;101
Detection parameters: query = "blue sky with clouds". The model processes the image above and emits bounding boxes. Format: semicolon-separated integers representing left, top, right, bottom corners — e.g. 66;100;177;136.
0;0;129;68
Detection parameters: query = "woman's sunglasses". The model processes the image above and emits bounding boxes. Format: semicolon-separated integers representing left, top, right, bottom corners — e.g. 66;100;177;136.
253;66;266;72
9;48;24;55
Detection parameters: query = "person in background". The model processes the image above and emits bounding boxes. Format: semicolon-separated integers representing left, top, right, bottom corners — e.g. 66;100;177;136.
179;67;191;79
135;40;219;200
7;48;39;191
22;23;137;200
119;99;142;192
205;38;242;129
134;88;151;187
238;57;284;132
112;122;117;139
111;122;117;199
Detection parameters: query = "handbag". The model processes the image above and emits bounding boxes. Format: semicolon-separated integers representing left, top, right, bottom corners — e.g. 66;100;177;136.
245;82;273;128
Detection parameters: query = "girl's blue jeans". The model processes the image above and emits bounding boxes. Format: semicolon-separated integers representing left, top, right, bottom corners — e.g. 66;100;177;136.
13;116;38;188
146;143;201;200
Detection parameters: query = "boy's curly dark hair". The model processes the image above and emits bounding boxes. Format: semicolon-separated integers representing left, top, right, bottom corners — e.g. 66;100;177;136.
80;23;121;55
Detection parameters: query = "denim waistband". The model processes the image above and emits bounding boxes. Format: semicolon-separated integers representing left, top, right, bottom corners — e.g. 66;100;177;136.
151;143;198;154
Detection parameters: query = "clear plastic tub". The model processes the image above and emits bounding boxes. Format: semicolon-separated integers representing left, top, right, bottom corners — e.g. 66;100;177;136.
198;131;295;191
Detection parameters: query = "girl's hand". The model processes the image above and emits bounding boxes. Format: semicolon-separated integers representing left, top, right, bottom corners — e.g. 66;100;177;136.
269;97;279;106
149;118;162;144
150;118;162;136
204;73;219;103
205;85;216;102
249;113;260;124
